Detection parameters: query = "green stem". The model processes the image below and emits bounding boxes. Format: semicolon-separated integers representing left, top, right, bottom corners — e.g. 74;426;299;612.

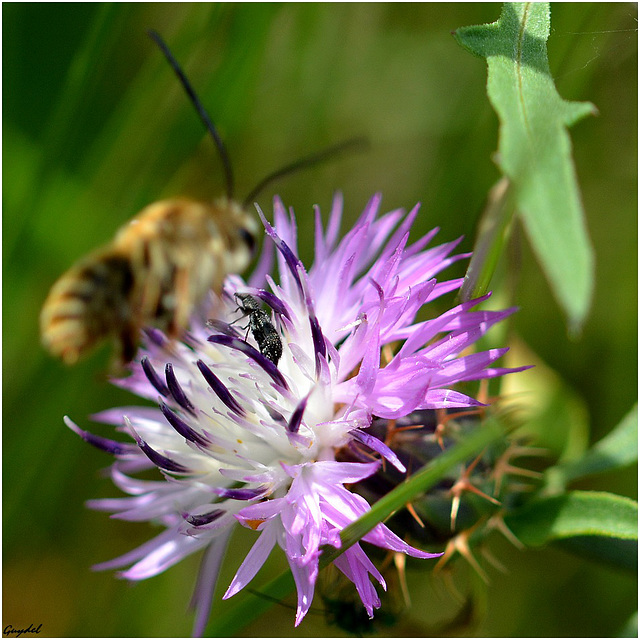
459;177;516;302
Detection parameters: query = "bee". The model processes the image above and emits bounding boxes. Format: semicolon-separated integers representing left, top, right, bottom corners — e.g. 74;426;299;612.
40;198;256;365
40;30;365;367
234;293;282;366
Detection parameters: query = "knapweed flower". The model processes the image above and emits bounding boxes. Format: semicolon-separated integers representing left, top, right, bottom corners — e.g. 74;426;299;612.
67;193;527;635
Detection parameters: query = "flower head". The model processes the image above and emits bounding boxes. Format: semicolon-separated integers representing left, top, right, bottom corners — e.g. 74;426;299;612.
69;194;526;635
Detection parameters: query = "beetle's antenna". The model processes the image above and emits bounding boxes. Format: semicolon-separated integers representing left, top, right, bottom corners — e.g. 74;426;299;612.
243;136;369;207
148;30;234;200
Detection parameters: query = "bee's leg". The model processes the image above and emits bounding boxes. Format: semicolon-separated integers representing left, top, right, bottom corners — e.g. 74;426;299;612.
134;241;164;331
170;266;191;337
115;322;139;367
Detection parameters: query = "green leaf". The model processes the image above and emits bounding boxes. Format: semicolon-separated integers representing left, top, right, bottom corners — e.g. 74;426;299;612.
454;3;596;332
505;490;638;547
618;611;638;638
547;404;638;490
554;536;637;573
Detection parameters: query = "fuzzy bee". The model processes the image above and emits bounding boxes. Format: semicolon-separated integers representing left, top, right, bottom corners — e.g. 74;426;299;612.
40;31;364;368
40;198;256;365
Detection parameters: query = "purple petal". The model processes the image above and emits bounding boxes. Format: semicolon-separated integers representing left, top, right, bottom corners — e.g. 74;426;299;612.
290;555;317;626
282;460;380;486
258;208;304;293
92;527;179;572
190;528;233;637
131;428;191;474
90;406;163;426
422;388;485;409
333;546;382;616
288;395;308;434
427;348;511;387
119;529;209;580
456;363;533;382
160;402;211;448
206;318;242;338
186;509;225;527
247;224;275;290
363;522;443;559
140;356;169;397
313;204;329;265
212;486;268;501
324;192;344;252
355;320;380;396
64;416;137;457
224;522;277;599
142;327;168;348
309;313;326;360
253;290;289;319
165;363;196;415
207;335;288;389
352;430;406;472
196;360;245;416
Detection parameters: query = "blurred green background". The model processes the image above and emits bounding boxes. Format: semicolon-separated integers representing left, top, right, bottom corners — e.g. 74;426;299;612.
3;3;637;637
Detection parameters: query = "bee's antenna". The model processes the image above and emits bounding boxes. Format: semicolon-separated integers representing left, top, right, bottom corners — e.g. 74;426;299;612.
243;136;369;208
147;30;234;200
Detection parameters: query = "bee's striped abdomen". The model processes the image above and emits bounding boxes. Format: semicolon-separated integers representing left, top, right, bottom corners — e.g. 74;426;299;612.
40;199;257;367
40;251;135;365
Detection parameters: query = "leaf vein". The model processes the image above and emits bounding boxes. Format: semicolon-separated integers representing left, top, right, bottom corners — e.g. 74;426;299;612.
517;2;533;140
